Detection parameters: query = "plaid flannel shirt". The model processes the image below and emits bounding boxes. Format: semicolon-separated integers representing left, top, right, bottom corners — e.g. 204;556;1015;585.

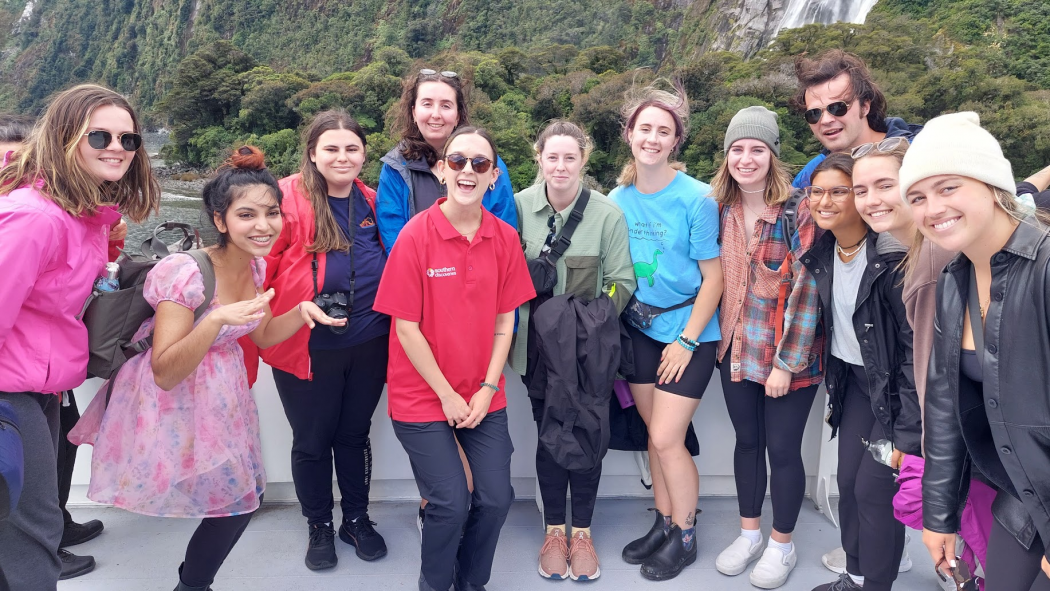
717;200;824;388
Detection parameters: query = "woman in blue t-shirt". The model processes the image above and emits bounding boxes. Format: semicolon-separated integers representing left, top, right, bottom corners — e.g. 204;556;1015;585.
609;83;724;582
260;110;390;570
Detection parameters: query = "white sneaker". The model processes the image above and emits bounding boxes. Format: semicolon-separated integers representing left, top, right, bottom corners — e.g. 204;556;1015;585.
821;535;913;574
715;535;764;576
749;545;797;589
821;547;846;574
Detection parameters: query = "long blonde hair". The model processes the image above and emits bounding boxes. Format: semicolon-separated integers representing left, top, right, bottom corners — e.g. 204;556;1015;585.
617;79;689;187
0;84;159;222
710;151;794;207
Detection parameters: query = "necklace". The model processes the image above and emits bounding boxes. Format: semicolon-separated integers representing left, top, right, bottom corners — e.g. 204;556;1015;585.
742;201;764;218
979;298;991;318
740;187;766;194
835;237;865;258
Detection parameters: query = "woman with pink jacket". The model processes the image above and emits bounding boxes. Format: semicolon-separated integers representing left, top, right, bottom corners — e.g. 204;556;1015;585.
0;84;160;590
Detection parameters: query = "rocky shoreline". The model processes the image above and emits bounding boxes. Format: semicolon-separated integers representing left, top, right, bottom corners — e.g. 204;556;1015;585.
154;162;209;194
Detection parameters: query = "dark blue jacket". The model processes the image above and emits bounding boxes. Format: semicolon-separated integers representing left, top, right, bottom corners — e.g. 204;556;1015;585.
376;144;518;253
792;117;924;189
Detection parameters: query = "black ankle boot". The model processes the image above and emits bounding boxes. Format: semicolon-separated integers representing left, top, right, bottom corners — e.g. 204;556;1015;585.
639;524;696;581
622;509;669;564
173;563;212;591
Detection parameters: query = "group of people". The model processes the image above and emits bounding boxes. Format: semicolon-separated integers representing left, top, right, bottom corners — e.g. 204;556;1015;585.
2;47;1050;591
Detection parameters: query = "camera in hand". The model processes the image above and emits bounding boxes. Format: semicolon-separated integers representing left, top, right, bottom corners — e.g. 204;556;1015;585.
312;292;350;334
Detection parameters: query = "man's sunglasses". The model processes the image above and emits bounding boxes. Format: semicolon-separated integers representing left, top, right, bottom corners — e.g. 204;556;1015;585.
445;153;494;173
83;130;143;152
419;68;458;79
804;101;851;125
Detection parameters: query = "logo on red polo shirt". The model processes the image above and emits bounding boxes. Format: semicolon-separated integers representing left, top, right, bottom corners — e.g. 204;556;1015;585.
427;266;457;278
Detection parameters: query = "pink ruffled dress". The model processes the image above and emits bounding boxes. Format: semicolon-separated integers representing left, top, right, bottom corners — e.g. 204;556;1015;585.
69;253;267;518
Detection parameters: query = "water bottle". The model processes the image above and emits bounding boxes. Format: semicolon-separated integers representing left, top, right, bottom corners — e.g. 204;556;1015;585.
94;262;120;293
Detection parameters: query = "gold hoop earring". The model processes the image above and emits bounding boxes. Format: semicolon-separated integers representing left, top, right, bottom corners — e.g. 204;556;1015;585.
488;182;496;191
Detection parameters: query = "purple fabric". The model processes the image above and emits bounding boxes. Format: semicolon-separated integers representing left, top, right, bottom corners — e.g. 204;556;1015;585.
614;379;635;409
893;454;995;579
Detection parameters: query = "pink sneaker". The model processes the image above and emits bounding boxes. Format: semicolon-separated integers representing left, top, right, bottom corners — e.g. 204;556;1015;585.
539;528;569;580
568;530;601;581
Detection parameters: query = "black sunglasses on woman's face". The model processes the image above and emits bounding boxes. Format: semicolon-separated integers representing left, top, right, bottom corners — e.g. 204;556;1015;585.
83;130;142;152
445;153;494;173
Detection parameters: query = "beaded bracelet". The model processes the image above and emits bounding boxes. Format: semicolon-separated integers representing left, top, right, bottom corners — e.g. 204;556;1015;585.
676;335;698;351
480;382;500;393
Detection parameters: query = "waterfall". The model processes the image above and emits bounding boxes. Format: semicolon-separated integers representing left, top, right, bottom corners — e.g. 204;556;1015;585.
773;0;879;37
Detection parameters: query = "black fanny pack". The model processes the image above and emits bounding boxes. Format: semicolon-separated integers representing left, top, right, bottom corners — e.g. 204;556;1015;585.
527;189;590;296
622;294;697;330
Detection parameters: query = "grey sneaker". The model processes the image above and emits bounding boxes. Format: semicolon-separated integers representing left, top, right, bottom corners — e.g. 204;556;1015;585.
821;534;912;575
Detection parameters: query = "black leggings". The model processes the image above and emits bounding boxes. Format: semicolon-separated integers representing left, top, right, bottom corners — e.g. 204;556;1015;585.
985;517;1050;591
719;360;819;534
529;396;602;528
272;335;388;525
837;364;904;591
180;494;262;587
58;391;80;525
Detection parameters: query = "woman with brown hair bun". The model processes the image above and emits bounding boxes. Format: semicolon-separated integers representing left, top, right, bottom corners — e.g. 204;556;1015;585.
0;83;160;590
258;109;391;570
69;145;344;591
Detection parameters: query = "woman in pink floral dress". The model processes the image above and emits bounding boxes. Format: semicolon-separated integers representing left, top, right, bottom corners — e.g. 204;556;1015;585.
70;146;345;591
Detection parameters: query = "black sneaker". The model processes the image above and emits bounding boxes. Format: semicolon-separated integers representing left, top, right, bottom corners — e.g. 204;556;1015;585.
812;572;864;591
305;522;337;570
61;519;105;548
339;514;388;561
58;549;95;580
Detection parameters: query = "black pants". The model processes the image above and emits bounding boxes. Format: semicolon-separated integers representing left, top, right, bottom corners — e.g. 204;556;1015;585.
393;408;515;591
985;516;1050;591
837;364;905;591
57;391;80;526
529;396;602;529
272;335;388;526
180;494;262;588
720;360;819;534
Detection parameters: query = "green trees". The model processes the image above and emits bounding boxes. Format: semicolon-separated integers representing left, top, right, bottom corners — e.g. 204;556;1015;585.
120;0;1050;188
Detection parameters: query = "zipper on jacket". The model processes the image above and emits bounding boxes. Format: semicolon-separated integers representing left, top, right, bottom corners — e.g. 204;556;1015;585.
0;416;20;435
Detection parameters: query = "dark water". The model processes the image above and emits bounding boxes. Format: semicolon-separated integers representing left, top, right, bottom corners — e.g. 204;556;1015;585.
124;132;219;250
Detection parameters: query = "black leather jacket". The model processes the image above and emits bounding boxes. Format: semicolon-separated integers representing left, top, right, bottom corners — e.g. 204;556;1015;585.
923;219;1050;559
801;230;921;455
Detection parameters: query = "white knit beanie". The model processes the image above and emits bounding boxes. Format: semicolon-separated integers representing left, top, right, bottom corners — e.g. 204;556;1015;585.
898;111;1015;201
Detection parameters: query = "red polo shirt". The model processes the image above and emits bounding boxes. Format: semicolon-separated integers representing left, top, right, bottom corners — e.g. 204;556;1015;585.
374;199;536;422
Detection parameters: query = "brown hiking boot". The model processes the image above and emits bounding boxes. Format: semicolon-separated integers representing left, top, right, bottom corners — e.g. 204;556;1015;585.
568;530;601;581
538;528;569;580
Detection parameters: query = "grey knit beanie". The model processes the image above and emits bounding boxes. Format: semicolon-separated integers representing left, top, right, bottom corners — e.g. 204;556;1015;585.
899;111;1015;200
724;106;781;157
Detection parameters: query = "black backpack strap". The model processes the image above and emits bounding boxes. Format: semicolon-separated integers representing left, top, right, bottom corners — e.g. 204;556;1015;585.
780;189;804;250
546;188;591;263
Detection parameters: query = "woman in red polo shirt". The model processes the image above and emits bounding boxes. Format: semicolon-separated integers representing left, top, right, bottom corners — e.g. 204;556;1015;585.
374;127;535;591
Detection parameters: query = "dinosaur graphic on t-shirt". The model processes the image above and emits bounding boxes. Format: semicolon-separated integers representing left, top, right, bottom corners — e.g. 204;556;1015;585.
635;250;662;287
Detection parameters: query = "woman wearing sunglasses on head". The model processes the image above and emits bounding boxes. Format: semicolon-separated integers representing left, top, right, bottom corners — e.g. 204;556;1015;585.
801;153;920;591
611;82;724;582
0;84;160;591
511;120;636;582
377;68;517;251
374;127;535;591
904;112;1050;591
711;107;824;589
251;110;390;570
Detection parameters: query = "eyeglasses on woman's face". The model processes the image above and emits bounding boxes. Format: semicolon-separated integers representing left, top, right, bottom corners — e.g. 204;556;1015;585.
804;184;854;203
